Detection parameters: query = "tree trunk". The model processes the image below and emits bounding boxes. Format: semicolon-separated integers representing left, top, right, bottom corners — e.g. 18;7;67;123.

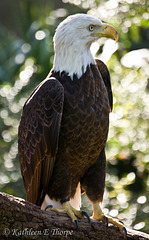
0;192;149;240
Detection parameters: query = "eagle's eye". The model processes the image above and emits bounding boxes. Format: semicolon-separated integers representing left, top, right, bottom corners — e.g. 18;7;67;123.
89;25;94;31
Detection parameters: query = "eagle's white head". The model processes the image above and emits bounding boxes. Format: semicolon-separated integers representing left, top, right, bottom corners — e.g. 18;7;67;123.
53;14;118;79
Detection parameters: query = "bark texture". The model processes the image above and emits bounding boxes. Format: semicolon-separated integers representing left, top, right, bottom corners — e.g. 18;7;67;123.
0;192;149;240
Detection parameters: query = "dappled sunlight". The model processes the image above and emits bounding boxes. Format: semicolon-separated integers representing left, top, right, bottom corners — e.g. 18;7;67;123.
137;196;147;204
109;209;119;217
100;39;118;63
0;174;9;184
21;43;31;53
2;130;12;143
117;193;127;204
121;49;149;69
0;109;8;119
106;53;149;165
0;58;35;105
134;222;145;230
35;30;46;40
127;172;136;181
15;53;25;65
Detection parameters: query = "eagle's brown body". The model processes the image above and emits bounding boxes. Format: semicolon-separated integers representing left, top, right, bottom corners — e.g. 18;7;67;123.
18;59;112;206
18;14;127;235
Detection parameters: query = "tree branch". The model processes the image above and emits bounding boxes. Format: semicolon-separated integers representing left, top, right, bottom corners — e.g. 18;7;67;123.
0;192;149;240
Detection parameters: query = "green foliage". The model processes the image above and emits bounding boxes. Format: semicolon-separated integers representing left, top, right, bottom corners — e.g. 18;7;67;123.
0;0;149;234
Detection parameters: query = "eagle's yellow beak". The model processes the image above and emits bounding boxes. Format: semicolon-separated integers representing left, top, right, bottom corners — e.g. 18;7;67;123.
102;23;118;42
92;23;118;43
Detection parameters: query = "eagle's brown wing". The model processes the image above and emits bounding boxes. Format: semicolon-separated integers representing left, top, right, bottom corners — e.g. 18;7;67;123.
18;77;64;205
95;59;113;111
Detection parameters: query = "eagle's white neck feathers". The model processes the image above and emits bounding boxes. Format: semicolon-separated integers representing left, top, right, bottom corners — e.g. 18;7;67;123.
53;14;102;79
54;42;95;79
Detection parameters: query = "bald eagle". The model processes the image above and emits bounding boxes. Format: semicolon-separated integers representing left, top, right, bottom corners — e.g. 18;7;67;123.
18;14;126;233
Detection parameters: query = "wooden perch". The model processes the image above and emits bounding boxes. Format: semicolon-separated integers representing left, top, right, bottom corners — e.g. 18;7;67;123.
0;192;149;240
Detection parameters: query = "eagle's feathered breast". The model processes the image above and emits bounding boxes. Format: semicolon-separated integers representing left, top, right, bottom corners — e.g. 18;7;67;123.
46;61;110;200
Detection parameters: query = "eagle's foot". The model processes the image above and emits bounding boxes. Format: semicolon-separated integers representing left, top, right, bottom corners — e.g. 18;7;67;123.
91;212;109;225
92;202;127;238
45;201;90;229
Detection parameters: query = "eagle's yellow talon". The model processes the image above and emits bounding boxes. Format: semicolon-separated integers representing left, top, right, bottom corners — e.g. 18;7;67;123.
107;216;126;232
45;201;88;228
92;202;127;236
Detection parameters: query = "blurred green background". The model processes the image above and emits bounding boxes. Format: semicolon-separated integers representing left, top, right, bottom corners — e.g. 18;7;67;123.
0;0;149;234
